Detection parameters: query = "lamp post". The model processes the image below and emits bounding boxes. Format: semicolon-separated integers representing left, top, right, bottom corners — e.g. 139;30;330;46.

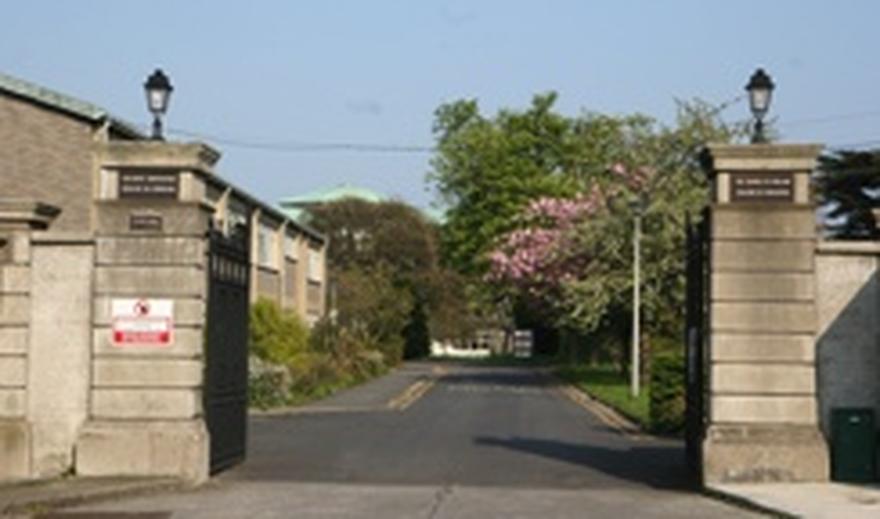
745;68;774;144
629;195;645;398
144;69;173;140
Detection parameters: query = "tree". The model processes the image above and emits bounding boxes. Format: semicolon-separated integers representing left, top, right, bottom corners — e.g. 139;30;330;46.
429;93;578;278
307;198;475;358
815;149;880;239
430;94;745;362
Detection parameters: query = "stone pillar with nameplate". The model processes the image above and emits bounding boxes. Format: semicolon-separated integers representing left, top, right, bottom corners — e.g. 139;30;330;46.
701;144;830;483
74;141;219;484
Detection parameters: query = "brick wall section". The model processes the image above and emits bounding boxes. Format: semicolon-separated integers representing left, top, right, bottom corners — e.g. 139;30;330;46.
0;94;98;232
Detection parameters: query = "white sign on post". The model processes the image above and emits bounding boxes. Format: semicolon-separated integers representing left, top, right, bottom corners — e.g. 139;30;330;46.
514;329;534;358
111;298;174;346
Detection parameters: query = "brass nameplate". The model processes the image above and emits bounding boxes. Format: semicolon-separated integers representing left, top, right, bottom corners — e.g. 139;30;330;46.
731;172;794;202
119;170;179;199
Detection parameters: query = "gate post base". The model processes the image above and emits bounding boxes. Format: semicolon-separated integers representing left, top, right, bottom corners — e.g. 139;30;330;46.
75;420;209;484
702;424;829;484
0;420;31;480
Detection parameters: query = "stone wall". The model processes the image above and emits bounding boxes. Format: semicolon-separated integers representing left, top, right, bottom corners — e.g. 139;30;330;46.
701;143;829;484
75;200;212;482
815;242;880;460
0;228;31;479
0;93;98;232
27;233;93;477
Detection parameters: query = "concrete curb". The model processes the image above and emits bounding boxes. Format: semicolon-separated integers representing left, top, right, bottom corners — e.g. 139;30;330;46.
703;485;797;518
0;477;184;516
545;369;651;440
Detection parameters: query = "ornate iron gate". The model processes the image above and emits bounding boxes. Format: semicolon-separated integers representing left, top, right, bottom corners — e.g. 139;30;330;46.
684;210;709;478
204;227;250;474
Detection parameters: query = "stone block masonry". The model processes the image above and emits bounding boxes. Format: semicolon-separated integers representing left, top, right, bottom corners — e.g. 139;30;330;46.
701;144;829;484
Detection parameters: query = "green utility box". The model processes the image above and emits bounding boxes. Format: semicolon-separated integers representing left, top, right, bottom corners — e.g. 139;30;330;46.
831;408;876;482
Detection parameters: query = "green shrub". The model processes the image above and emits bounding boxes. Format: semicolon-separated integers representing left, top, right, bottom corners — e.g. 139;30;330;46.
649;351;686;434
250;298;309;366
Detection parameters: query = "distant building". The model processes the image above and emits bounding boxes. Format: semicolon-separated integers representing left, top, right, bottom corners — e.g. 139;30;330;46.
279;183;387;222
278;182;447;224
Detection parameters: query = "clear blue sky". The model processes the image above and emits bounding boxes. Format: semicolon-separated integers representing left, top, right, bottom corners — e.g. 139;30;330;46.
3;1;879;210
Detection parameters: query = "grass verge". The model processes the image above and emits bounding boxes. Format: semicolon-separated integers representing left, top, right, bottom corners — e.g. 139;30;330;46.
556;363;650;429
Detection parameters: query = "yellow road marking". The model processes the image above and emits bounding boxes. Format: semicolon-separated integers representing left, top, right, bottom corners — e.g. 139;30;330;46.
387;378;437;411
558;384;646;441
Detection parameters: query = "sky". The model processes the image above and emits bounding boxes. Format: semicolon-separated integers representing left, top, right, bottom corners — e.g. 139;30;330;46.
3;1;879;211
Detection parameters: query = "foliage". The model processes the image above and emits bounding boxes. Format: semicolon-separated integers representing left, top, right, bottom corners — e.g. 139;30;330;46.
430;93;746;363
430;93;577;278
249;298;310;366
247;299;389;409
815;149;880;239
333;265;410;364
649;351;686;434
307;199;439;277
307;198;484;357
403;297;431;359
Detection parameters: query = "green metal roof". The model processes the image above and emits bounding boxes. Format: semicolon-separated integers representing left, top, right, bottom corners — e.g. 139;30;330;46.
279;183;388;206
0;71;143;138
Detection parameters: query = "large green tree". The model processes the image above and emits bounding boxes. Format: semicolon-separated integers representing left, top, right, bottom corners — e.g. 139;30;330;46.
430;94;745;359
815;149;880;239
430;93;578;277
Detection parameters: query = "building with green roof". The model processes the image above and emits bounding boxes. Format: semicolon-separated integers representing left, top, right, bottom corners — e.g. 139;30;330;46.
278;183;389;221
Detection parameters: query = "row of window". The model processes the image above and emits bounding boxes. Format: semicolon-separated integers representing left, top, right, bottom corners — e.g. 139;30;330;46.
257;224;323;282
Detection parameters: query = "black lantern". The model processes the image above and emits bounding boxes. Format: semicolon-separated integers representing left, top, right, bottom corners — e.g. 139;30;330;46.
144;69;173;140
745;68;774;144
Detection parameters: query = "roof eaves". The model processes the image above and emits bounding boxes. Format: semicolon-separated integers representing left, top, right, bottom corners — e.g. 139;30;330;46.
0;71;107;123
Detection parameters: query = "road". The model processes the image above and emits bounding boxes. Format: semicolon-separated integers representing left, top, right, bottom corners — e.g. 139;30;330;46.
52;363;754;518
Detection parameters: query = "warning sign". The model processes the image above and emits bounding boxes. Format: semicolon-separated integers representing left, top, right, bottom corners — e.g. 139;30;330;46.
111;298;174;346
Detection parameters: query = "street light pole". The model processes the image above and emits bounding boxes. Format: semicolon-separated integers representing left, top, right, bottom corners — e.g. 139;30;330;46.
631;202;642;398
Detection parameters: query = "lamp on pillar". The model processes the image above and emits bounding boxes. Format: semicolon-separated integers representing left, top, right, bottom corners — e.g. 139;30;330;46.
745;68;775;144
144;69;173;140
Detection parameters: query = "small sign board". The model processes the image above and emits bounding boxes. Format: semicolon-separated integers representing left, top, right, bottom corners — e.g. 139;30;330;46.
513;329;534;359
119;170;179;199
129;214;163;232
731;172;794;202
111;298;174;346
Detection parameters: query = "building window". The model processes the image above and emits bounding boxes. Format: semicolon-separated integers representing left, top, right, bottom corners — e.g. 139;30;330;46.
307;247;323;282
285;234;299;261
258;224;278;269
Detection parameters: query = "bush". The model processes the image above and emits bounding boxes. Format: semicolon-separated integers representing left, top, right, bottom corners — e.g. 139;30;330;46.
649;351;686;434
248;355;291;409
250;298;310;366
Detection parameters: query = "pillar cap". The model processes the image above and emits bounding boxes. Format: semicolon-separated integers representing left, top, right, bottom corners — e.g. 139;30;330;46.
702;143;824;175
0;199;61;230
100;141;221;174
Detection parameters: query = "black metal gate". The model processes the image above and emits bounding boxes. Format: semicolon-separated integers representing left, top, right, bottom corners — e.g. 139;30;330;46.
684;210;709;478
205;227;250;474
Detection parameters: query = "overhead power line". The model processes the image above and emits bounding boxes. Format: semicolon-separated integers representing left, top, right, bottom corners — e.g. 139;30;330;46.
164;127;436;154
781;110;880;128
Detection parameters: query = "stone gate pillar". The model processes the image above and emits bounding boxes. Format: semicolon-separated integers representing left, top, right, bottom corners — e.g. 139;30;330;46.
702;143;829;483
74;142;219;484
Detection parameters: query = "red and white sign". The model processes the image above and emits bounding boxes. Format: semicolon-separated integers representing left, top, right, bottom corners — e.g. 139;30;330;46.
111;298;174;346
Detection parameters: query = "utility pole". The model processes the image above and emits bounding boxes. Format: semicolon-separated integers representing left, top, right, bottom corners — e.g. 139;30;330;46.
631;204;642;398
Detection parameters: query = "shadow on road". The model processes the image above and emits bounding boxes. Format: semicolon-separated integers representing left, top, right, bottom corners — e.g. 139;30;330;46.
475;435;697;491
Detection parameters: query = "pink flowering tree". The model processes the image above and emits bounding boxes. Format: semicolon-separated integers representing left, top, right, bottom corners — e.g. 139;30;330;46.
487;162;654;324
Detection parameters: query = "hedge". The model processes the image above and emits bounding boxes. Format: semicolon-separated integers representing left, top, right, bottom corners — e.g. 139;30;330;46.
649;351;686;434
